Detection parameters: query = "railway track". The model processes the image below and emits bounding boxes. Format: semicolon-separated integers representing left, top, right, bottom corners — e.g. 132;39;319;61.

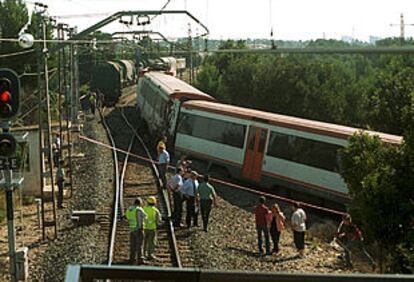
98;104;192;268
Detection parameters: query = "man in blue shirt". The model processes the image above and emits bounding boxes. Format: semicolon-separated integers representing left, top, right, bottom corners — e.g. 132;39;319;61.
158;148;170;189
180;171;199;228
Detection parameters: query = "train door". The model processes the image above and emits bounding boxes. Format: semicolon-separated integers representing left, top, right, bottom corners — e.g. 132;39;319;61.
242;126;268;182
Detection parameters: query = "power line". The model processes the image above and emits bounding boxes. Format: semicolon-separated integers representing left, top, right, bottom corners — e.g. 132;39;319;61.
54;13;112;19
151;0;172;20
0;38;120;45
152;46;414;54
0;49;35;58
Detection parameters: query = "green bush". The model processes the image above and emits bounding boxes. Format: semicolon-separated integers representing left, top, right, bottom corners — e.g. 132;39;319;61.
339;133;414;273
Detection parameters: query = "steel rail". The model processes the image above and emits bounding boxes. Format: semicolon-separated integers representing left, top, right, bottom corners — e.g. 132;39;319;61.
119;108;182;268
118;130;135;220
98;107;120;266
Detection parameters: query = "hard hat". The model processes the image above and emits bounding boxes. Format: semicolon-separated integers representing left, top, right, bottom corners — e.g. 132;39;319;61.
147;196;156;204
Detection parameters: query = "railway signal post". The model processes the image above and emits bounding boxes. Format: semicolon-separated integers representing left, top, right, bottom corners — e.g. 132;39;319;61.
0;68;25;282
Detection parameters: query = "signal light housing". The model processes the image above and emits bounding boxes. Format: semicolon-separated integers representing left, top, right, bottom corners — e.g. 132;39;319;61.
0;133;17;158
0;69;20;120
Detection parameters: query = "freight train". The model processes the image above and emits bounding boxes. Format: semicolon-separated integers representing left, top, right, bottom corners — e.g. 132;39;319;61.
136;71;403;205
91;57;185;105
91;59;137;105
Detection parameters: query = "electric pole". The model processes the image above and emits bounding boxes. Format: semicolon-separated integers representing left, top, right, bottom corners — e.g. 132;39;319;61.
390;13;414;43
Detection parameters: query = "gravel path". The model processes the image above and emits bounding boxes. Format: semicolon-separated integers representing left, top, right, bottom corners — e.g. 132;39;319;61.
182;184;372;274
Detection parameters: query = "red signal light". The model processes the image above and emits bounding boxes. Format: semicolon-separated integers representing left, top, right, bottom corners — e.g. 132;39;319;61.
0;91;11;102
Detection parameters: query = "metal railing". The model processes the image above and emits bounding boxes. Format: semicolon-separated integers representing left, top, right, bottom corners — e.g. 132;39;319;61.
65;264;414;282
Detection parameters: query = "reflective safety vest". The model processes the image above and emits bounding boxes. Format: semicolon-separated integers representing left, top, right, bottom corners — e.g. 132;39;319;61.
125;206;137;230
89;94;96;102
143;206;157;230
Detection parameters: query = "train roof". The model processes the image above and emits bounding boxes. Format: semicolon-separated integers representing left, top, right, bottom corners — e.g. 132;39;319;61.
144;72;215;101
183;100;403;144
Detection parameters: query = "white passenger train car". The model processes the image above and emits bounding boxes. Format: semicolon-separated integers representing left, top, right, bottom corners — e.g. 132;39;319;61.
137;71;402;204
175;100;402;203
137;72;214;139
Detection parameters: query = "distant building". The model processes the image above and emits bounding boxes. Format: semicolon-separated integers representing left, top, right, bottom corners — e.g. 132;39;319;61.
341;35;354;43
247;43;269;49
369;36;382;44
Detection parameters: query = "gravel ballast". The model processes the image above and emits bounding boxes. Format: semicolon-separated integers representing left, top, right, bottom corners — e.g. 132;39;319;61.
28;117;114;281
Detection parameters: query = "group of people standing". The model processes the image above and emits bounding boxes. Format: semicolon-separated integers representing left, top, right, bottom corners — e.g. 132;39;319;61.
145;136;376;269
157;137;217;232
167;158;217;232
125;196;162;264
254;196;376;270
254;197;306;257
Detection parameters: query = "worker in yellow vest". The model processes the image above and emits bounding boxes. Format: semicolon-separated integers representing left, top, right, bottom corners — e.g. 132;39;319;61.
125;198;147;264
143;196;162;260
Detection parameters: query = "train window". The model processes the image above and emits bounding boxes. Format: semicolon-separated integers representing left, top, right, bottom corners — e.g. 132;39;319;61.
177;114;194;135
178;113;246;148
267;131;342;172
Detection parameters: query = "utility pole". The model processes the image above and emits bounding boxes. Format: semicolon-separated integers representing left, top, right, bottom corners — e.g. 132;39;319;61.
57;24;63;155
390;13;414;44
35;3;58;240
5;165;16;282
188;23;193;84
62;25;74;198
269;0;276;49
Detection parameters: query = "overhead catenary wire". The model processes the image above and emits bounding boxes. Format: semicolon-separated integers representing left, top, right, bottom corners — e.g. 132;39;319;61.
54;13;112;19
151;0;172;20
0;49;35;58
149;46;414;54
0;38;122;45
19;68;57;78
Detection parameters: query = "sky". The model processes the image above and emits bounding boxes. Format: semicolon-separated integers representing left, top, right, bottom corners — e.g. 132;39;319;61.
25;0;414;41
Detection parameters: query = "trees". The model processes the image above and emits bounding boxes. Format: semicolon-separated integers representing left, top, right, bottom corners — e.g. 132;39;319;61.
365;56;414;135
196;39;414;272
0;0;31;74
195;38;413;136
339;132;413;273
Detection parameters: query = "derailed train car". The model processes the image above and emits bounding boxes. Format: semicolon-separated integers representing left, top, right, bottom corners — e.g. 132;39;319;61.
91;59;136;105
136;71;215;139
137;70;403;205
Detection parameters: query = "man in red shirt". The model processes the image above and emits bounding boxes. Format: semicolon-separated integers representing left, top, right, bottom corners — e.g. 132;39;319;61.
254;196;271;255
335;214;376;270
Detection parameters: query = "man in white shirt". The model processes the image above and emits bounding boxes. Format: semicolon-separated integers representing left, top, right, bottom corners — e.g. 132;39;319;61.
180;171;199;228
291;202;307;258
167;167;184;227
